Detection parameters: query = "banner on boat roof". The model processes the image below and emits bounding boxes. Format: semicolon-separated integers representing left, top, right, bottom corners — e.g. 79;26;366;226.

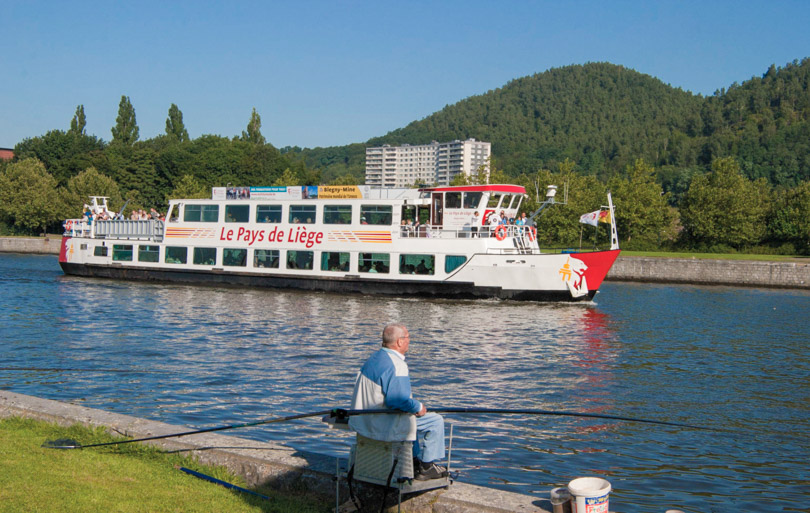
213;185;370;200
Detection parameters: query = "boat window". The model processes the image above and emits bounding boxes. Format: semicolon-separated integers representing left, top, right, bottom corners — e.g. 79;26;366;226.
167;204;179;222
112;245;133;262
359;253;389;273
445;255;467;273
256;205;282;223
93;246;108;257
399;254;434;275
165;246;187;264
487;193;502;208
254;249;279;268
223;248;247;267
323;205;352;224
321;252;350;272
463;192;482;209
138;245;159;262
184;204;219;223
289;205;316;224
360;205;392;225
287;250;314;270
225;205;250;223
499;194;513;209
193;247;217;265
445;192;462;209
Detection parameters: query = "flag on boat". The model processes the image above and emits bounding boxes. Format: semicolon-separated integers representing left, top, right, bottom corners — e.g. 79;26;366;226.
579;210;611;226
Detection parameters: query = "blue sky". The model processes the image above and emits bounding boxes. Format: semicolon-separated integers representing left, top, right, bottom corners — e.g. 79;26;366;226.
2;1;809;149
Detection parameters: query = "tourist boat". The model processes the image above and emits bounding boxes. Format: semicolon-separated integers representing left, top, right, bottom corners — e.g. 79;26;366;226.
59;184;620;301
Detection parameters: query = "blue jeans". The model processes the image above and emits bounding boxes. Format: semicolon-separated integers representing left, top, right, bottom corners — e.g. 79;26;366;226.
413;412;445;463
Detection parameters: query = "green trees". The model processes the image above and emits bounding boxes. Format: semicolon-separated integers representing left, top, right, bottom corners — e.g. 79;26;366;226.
165;104;189;142
111;95;139;145
167;174;209;200
608;159;675;249
680;157;771;250
59;167;123;219
69;105;86;136
242;107;266;145
0;158;62;233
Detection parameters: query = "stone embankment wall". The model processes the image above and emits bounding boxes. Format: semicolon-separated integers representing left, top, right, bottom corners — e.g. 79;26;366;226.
0;236;62;254
608;256;810;289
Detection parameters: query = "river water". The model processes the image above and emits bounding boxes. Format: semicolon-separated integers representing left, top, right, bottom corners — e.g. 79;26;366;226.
1;253;808;512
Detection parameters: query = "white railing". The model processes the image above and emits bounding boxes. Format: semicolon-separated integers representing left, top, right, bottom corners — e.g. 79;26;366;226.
63;219;164;242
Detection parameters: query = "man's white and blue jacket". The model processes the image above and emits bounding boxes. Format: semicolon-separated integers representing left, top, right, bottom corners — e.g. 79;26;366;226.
349;347;421;442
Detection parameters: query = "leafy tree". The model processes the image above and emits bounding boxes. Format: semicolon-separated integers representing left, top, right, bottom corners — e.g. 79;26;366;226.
58;167;124;219
608;159;675;249
165;103;189;142
69;105;86;135
111;95;139;145
272;168;301;186
768;181;810;254
0;158;62;233
166;174;209;201
14;130;105;186
242;107;266;145
679;157;771;249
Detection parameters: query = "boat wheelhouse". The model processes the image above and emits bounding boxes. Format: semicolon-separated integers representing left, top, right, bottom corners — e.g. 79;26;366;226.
59;184;620;301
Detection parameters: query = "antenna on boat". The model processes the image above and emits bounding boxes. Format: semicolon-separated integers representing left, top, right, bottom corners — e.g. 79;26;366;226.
528;182;567;222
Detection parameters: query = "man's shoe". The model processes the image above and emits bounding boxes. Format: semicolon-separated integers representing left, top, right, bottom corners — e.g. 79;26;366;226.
414;461;448;481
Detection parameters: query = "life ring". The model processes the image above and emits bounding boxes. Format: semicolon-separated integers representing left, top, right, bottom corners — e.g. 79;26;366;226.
527;226;537;242
65;220;73;231
494;225;507;241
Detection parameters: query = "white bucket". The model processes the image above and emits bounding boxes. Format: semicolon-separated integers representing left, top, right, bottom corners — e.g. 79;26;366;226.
567;477;611;513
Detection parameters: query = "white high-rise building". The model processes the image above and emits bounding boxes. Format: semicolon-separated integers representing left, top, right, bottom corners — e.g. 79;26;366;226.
365;139;491;187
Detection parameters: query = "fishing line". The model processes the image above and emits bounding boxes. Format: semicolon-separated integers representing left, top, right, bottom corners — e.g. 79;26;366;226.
0;366;158;374
42;406;718;450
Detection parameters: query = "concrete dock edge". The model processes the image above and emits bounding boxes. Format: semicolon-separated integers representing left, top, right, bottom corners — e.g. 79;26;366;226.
0;390;550;513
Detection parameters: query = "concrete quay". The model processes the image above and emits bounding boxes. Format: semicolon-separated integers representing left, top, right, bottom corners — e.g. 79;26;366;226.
607;255;810;289
0;236;62;254
0;390;552;513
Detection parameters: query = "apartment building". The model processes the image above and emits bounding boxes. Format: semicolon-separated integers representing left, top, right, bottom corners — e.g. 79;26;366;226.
365;138;491;187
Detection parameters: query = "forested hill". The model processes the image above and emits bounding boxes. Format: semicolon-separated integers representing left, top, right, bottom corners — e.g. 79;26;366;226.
292;59;810;188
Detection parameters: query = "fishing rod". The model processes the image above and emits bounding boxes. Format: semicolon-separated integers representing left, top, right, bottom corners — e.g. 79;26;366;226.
42;409;334;450
331;407;718;431
43;406;716;450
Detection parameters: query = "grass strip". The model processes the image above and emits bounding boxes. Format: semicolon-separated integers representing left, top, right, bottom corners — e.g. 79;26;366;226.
620;250;809;261
0;416;329;513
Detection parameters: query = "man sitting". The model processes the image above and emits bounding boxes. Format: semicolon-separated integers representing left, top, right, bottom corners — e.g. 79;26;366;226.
349;323;448;480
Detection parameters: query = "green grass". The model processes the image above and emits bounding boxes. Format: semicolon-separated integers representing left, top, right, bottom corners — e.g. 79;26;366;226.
620;250;809;261
0;417;330;513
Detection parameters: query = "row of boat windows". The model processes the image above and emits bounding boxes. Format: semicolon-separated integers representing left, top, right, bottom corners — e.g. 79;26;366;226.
95;245;468;275
181;204;393;225
177;192;521;225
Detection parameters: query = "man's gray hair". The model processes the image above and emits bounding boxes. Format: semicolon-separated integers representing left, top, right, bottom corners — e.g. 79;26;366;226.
382;324;406;347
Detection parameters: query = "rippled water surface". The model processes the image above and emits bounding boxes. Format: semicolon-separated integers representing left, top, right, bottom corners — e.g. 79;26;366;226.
1;253;808;512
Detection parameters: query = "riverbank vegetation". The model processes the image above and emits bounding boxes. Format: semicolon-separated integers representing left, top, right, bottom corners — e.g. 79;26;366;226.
0;416;328;513
1;59;809;254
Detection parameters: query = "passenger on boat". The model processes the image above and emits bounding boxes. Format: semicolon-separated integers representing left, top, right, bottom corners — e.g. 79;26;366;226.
470;211;480;238
349;324;447;481
488;212;500;232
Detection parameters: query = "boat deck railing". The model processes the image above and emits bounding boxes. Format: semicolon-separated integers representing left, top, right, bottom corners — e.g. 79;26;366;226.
399;225;541;254
64;219;164;242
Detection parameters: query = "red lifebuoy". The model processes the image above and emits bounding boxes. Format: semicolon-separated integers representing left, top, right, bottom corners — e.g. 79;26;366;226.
494;225;507;241
527;226;537;242
65;220;73;231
